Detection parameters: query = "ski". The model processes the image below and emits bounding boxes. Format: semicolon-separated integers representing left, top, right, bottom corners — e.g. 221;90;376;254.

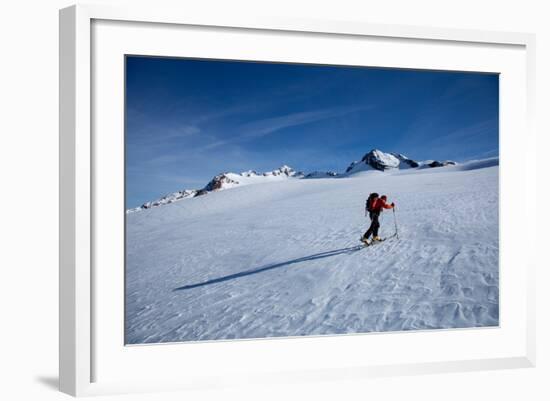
359;233;397;246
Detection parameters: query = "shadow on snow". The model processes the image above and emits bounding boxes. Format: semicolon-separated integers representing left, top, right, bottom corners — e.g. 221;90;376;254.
173;245;364;291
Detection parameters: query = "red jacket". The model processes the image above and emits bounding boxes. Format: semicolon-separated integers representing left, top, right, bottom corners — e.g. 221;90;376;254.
371;198;393;212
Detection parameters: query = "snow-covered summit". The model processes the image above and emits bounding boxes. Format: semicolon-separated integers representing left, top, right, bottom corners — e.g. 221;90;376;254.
240;170;259;177
345;149;456;174
263;165;302;177
345;149;402;173
202;173;241;192
239;165;301;177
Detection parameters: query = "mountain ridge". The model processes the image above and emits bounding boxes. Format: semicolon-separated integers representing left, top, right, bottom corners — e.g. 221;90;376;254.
127;149;462;213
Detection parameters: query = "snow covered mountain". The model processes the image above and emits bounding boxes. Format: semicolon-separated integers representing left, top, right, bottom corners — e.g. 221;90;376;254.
345;149;401;173
126;189;199;213
128;149;457;212
127;165;304;212
344;149;456;173
125;156;499;344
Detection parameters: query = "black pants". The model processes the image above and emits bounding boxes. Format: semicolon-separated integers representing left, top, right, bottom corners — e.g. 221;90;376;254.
363;212;380;239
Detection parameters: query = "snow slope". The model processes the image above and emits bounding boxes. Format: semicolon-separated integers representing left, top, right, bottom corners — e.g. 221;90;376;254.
125;158;499;344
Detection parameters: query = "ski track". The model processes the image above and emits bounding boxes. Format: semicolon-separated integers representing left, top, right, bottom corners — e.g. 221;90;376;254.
125;163;499;344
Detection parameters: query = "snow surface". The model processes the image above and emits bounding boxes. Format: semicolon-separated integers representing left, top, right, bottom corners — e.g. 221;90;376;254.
125;158;499;344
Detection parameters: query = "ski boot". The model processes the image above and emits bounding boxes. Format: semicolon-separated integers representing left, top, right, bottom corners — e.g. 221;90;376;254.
360;237;371;246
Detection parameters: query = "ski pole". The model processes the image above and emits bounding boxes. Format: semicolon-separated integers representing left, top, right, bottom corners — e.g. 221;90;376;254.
393;207;399;240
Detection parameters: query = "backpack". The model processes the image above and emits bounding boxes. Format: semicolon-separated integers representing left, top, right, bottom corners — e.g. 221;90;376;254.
366;192;379;212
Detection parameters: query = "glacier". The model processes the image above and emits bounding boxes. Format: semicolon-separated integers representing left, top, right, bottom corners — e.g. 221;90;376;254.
125;156;499;344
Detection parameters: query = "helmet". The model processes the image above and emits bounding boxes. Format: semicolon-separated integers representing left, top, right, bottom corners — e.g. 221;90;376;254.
381;195;387;200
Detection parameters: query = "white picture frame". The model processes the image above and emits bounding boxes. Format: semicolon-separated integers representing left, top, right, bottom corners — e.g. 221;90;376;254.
59;4;536;397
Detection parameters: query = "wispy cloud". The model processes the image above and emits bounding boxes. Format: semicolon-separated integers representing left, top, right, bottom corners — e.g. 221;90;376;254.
126;106;202;148
429;118;498;145
201;105;371;151
398;117;498;160
136;125;200;145
191;103;259;125
459;147;499;162
240;107;358;138
127;75;364;156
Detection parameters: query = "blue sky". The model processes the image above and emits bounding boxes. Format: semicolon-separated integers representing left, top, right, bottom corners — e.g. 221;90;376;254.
126;56;498;208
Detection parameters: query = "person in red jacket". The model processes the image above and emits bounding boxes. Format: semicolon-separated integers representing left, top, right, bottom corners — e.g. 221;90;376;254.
361;194;395;245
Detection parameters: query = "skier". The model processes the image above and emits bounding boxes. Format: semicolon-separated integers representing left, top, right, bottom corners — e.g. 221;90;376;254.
361;194;395;245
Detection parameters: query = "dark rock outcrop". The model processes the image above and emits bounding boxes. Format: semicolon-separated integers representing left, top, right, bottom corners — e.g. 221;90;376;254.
203;173;239;192
304;171;338;178
391;153;420;168
428;160;457;168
